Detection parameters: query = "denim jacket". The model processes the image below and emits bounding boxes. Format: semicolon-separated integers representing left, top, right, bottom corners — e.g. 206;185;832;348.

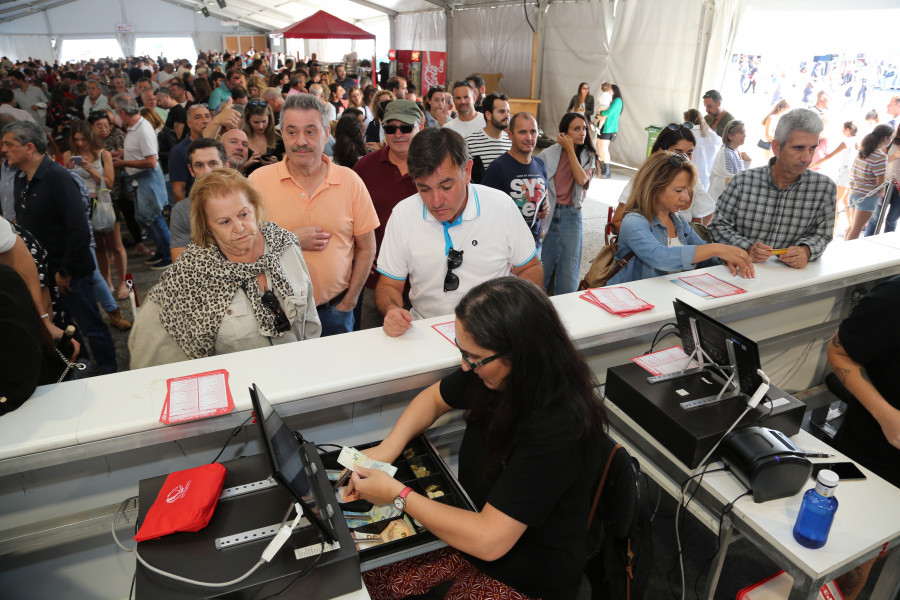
607;211;716;285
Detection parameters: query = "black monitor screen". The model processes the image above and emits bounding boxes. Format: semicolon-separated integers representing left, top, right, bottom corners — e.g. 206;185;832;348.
673;299;762;395
250;384;336;541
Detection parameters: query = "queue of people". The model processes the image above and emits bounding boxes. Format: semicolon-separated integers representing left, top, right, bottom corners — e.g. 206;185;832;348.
2;47;900;600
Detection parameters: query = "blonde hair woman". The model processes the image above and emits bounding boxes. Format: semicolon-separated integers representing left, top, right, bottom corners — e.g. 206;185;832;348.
607;152;753;285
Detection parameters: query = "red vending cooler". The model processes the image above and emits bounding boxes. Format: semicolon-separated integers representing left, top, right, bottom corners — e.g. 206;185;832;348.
389;50;447;96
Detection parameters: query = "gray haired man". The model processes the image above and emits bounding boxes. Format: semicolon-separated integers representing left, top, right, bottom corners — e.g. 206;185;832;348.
709;108;836;269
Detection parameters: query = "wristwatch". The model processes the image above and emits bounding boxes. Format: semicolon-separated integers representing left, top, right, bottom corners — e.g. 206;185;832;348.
393;486;413;511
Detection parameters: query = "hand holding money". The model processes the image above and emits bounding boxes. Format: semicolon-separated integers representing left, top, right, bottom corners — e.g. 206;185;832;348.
337;446;398;477
350;465;407;507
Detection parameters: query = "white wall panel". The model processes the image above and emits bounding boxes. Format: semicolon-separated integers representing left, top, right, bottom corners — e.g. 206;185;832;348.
395;10;445;51
450;4;535;98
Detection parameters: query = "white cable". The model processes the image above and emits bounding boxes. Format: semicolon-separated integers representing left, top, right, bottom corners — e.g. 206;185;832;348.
111;496;267;589
676;368;770;600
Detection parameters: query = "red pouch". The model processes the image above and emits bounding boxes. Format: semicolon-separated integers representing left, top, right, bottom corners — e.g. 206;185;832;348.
134;463;227;542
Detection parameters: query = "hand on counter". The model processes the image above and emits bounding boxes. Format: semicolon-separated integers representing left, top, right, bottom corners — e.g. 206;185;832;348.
383;307;413;337
777;245;810;269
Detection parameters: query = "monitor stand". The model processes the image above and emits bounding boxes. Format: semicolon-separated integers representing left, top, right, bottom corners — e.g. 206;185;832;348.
646;317;741;410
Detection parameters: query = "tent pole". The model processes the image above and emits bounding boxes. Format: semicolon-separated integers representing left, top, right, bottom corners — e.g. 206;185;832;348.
533;0;547;106
445;3;453;82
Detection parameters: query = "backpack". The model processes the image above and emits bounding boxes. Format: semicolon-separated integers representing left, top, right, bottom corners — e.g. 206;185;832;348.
584;437;654;600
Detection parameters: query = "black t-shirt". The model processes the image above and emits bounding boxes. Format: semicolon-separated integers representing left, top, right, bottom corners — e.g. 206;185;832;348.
836;275;900;486
165;104;188;140
439;369;601;600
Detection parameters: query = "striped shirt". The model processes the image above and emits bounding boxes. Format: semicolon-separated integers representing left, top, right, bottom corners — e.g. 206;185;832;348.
850;149;887;196
465;129;512;172
709;160;836;261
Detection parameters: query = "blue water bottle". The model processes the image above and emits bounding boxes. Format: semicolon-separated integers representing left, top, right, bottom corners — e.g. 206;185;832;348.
792;469;839;549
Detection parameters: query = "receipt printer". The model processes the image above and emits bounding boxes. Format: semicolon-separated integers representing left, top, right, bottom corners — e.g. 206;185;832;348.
719;426;812;503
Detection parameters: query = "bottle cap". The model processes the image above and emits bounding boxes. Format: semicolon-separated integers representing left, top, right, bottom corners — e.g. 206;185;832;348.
817;469;839;488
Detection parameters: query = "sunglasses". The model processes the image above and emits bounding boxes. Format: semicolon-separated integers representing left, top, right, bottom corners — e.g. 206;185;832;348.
382;123;416;134
247;99;268;108
666;152;691;168
455;339;504;370
667;122;694;131
260;289;291;333
443;248;464;292
187;103;210;112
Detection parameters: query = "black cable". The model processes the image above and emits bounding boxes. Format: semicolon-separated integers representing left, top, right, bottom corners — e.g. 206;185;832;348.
750;396;775;427
211;413;255;464
128;572;135;600
523;0;535;33
692;490;752;599
316;444;343;453
644;322;679;355
255;531;327;600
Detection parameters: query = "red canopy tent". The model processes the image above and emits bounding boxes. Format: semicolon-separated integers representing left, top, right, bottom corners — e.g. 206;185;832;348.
273;10;376;40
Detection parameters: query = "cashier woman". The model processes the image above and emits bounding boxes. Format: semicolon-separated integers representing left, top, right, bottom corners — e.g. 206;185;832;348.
347;277;606;600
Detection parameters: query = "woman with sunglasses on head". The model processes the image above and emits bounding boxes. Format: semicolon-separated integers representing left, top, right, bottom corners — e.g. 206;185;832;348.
348;276;606;600
607;152;753;286
707;119;751;203
128;169;320;369
240;100;283;176
540;112;596;295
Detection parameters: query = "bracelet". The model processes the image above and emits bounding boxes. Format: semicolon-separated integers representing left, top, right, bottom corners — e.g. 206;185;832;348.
40;313;50;319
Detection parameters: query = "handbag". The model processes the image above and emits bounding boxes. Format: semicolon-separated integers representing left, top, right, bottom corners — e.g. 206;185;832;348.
578;207;634;290
91;189;116;233
756;139;771;150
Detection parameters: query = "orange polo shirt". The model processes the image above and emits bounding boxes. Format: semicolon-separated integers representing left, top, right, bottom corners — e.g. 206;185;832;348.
249;155;379;305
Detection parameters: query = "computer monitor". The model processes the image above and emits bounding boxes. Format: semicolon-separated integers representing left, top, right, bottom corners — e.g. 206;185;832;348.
249;384;337;542
673;298;762;397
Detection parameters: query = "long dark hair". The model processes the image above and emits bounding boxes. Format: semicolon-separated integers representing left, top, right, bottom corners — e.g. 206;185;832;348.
332;110;366;168
859;124;894;159
652;125;696;153
455;278;606;477
559;112;596;166
0;264;56;354
610;83;623;113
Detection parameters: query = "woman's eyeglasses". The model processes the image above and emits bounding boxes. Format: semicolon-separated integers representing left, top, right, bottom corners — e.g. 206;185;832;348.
667;122;694;131
443;248;463;292
455;339;504;370
382;123;416;134
247;99;268;108
261;289;291;333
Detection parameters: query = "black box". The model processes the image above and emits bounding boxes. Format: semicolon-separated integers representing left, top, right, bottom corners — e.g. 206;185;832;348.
605;362;805;469
135;444;359;600
320;434;477;569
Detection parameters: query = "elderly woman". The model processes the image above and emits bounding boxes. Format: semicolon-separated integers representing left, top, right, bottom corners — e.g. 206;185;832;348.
128;169;320;369
607;152;753;286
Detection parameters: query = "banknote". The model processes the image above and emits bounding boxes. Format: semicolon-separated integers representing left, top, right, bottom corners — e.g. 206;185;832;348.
337;446;398;477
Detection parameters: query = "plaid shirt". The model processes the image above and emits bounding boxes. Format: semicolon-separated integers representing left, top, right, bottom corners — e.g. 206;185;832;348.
709;160;836;261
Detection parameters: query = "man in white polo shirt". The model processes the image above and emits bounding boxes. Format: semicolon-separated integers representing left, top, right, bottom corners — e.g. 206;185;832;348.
375;127;542;337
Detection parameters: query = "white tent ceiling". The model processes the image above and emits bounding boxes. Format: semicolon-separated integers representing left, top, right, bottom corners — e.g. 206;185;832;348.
1;0;896;167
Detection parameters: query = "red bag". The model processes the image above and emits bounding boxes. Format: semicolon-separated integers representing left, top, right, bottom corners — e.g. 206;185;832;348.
134;463;227;542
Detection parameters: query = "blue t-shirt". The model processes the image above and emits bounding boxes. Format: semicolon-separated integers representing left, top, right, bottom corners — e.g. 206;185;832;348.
167;136;194;195
482;152;547;240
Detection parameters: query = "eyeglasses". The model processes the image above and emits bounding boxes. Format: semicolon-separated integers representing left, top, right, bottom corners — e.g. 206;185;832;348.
667;122;694;131
187;103;210;112
382;123;416;134
260;289;291;333
247;99;268;108
666;153;691;168
443;248;463;292
455;339;504;370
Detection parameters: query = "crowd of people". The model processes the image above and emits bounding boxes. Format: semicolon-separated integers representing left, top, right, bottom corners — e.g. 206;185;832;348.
0;47;899;600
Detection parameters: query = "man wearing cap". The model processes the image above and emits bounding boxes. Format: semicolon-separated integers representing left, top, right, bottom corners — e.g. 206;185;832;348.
375;127;542;337
353;99;421;329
